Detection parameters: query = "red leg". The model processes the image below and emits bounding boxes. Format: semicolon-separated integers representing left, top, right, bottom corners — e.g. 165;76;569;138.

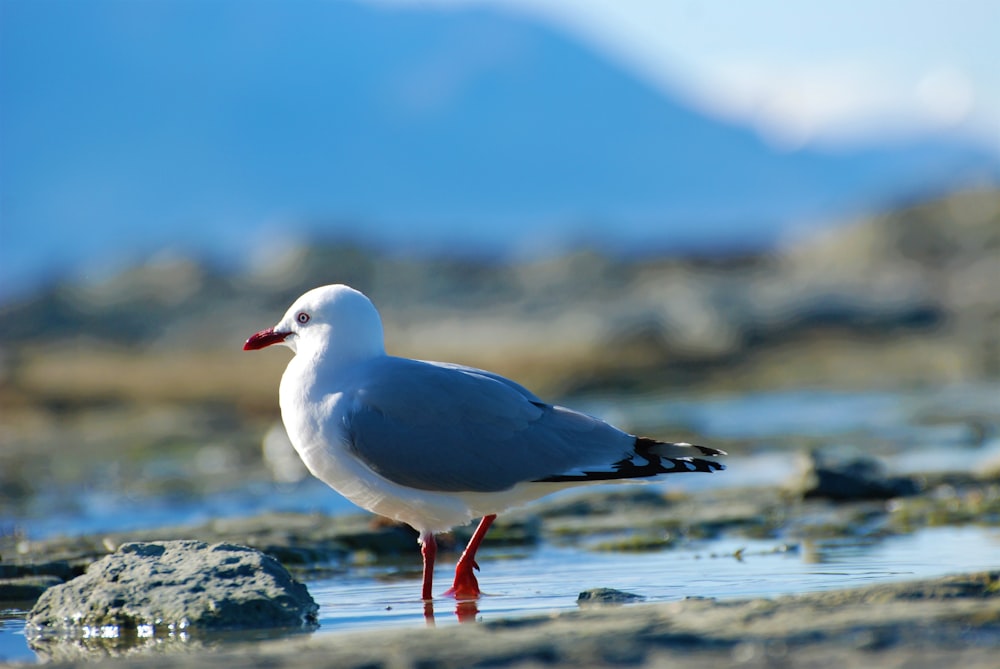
455;600;479;623
444;514;497;600
420;532;437;602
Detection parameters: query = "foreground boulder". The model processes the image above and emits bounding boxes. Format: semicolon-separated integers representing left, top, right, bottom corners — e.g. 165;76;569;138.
26;540;318;641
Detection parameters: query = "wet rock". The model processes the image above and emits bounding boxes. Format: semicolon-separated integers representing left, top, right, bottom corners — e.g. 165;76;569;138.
0;560;77;581
0;560;79;605
887;482;1000;530
0;575;62;603
26;540;318;641
793;451;921;501
452;517;541;547
12;510;547;583
588;533;677;552
532;488;672;518
577;587;645;605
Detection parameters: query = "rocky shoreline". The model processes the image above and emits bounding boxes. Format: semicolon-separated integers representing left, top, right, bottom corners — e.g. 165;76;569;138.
11;568;1000;668
4;470;999;667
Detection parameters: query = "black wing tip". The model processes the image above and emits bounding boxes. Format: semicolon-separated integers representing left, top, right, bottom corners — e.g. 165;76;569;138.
635;437;729;457
534;437;725;484
535;456;724;483
635;436;727;458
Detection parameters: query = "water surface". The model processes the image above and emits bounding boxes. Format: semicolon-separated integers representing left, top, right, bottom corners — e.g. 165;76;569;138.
5;525;998;663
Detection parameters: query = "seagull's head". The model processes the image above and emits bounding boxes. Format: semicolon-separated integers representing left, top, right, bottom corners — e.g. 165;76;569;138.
243;284;385;360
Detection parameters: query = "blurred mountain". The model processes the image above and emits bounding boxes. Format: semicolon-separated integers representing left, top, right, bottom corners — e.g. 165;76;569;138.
3;0;999;297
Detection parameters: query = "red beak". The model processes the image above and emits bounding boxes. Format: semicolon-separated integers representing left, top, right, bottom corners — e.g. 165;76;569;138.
243;327;290;351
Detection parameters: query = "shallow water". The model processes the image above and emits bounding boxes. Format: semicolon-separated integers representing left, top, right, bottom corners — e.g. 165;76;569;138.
309;525;1000;629
4;525;998;662
4;383;999;661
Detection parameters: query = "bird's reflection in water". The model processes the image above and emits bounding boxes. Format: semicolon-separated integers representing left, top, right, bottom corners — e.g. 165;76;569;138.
423;599;480;625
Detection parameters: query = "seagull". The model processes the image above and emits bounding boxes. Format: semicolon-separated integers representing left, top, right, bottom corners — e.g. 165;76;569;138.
244;284;724;601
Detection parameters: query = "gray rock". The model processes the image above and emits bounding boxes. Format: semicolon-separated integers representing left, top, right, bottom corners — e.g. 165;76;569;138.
577;587;645;605
26;540;318;640
794;450;921;501
0;560;76;581
0;575;62;603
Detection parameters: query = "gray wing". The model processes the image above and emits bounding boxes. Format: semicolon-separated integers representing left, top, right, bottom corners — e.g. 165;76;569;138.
421;360;543;403
341;357;635;493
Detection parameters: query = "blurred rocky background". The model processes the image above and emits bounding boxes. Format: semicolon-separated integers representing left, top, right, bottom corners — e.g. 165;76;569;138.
2;1;999;544
3;187;998;406
2;187;998;534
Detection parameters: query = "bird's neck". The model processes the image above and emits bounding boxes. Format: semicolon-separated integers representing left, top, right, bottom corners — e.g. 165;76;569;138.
282;340;384;414
303;330;386;374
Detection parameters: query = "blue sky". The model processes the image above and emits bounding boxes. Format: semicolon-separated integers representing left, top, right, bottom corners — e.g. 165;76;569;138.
1;0;997;300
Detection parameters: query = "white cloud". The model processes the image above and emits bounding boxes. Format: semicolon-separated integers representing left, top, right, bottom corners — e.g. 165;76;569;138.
699;61;981;150
916;67;976;126
369;0;1000;151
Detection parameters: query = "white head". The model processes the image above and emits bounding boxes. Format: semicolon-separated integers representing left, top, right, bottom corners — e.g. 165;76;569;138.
244;284;385;363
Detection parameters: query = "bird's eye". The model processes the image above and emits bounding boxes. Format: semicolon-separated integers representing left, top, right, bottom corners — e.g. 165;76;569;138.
296;312;310;324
